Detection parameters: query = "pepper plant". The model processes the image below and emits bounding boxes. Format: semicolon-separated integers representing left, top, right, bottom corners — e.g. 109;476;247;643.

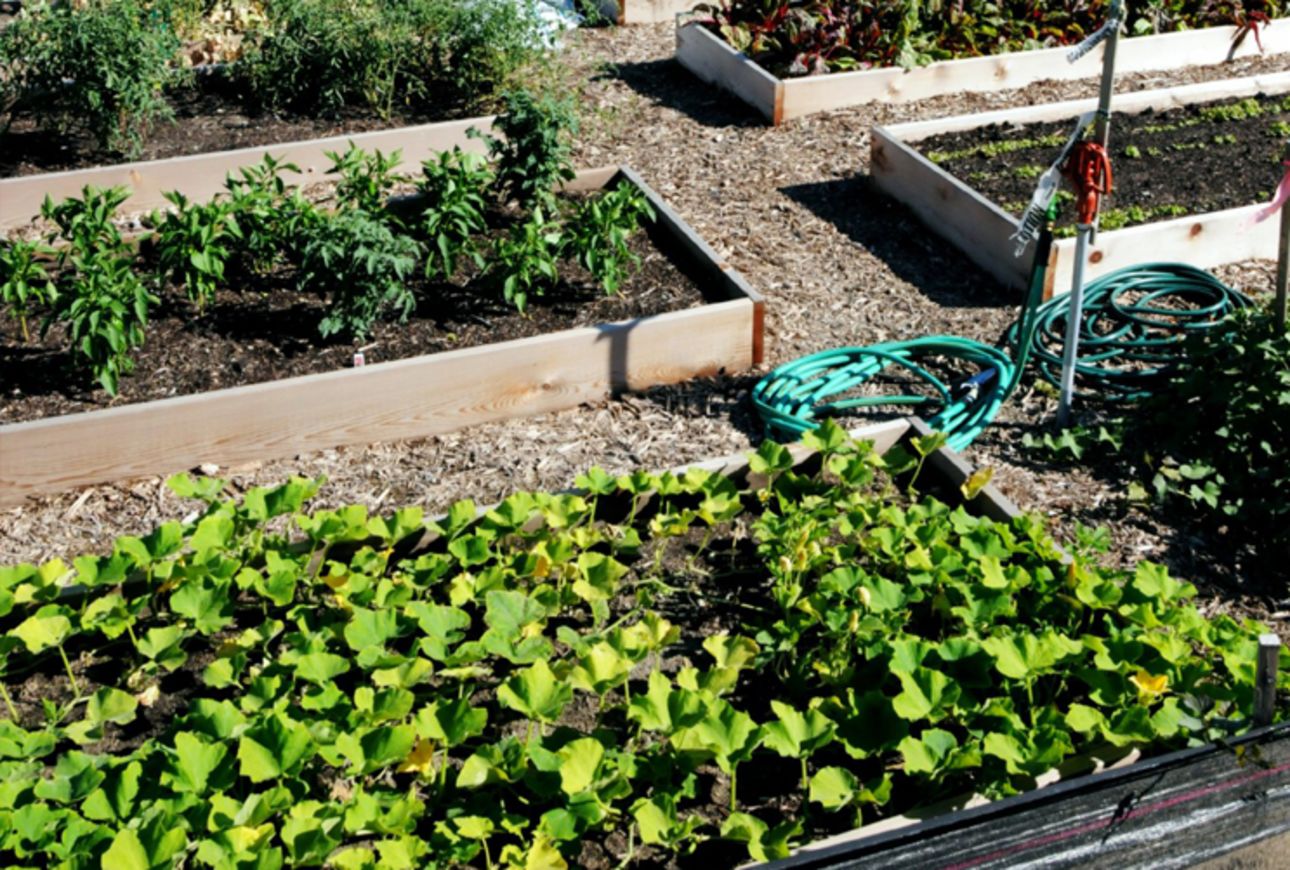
0;238;56;343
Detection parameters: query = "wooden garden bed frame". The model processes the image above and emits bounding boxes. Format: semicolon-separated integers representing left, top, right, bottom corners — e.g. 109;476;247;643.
0;115;492;230
675;19;1290;125
871;71;1290;298
0;165;765;507
596;0;701;25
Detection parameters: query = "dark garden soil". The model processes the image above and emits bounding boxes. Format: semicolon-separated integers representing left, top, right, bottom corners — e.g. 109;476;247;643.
0;78;484;180
0;226;707;424
919;90;1289;234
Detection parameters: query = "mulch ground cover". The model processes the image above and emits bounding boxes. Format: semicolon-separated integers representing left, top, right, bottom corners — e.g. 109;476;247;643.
919;90;1287;233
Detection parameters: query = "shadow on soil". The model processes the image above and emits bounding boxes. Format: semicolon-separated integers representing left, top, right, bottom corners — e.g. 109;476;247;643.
978;418;1279;598
625;373;767;446
600;58;765;129
780;174;1014;311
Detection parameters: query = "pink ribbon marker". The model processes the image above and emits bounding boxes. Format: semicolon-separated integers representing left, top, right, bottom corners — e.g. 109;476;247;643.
1252;160;1290;225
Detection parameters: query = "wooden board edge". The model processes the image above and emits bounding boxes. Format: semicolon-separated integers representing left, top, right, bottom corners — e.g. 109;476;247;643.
675;22;780;123
870;125;1029;291
677;22;1290;121
1045;202;1276;298
616;0;703;24
0;115;494;229
0;298;755;506
618;165;765;307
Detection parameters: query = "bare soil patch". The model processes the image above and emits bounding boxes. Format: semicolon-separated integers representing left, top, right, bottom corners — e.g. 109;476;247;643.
919;90;1286;233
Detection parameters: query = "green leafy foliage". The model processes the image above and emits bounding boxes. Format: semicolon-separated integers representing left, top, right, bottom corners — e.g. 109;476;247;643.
416;148;493;282
0;0;183;154
489;207;562;313
297;210;419;341
562;180;655;295
149;191;238;313
239;0;546;120
695;0;1282;78
1136;308;1290;565
327;144;406;215
476;89;579;211
43;186;156;395
0;238;56;343
0;425;1273;865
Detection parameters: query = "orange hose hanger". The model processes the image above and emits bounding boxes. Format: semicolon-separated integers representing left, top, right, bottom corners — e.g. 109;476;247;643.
1063;141;1113;227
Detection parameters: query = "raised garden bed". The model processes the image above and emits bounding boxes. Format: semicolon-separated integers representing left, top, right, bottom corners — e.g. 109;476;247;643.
0;165;764;507
871;71;1290;298
676;19;1290;125
0;417;1279;866
773;719;1290;867
0;116;490;231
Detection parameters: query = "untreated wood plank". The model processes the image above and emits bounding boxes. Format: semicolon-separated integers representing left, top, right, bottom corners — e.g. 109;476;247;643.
0;299;754;506
871;125;1029;291
678;20;1290;124
598;0;701;24
0;115;492;229
891;70;1290;142
675;23;780;123
1046;203;1278;297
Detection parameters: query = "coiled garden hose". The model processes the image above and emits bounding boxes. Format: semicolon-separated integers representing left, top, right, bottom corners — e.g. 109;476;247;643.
1011;262;1251;403
753;231;1251;451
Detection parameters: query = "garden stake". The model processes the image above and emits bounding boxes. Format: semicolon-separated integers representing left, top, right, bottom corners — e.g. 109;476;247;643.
1251;153;1290;328
1255;633;1281;727
1057;0;1122;427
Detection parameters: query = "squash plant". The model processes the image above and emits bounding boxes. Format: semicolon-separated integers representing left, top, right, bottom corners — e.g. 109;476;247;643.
0;423;1280;867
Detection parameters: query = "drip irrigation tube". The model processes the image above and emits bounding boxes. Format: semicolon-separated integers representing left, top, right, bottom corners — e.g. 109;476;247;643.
753;232;1251;451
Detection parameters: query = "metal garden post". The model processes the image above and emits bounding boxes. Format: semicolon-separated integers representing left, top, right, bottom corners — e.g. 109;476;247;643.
1057;0;1123;427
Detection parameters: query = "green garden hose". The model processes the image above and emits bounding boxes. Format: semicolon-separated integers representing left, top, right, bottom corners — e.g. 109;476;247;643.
1012;262;1251;403
753;229;1251;451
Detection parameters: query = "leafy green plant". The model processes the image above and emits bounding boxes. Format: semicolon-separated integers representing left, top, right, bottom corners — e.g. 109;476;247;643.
416;148;492;281
43;186;156;395
223;154;315;272
1136;307;1290;564
0;421;1279;867
0;238;56;343
489;206;562;313
562;180;655;294
297;209;419;341
0;0;184;154
475;89;578;211
693;0;1283;79
327;144;406;215
149;191;238;312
